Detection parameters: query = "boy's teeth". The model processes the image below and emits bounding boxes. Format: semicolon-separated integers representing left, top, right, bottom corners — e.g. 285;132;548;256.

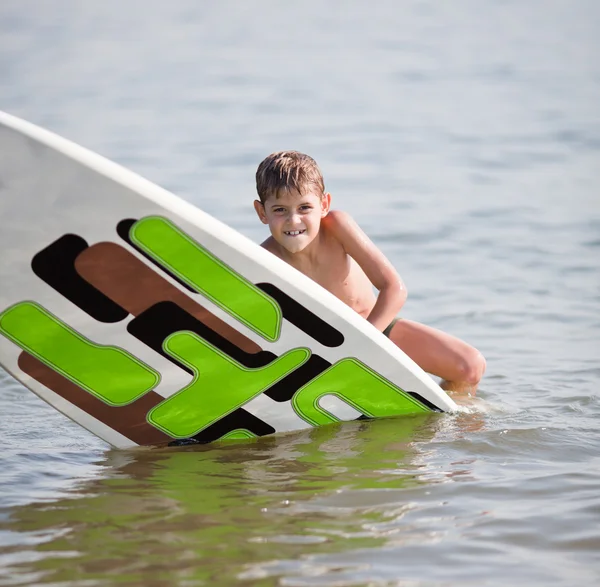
285;230;304;236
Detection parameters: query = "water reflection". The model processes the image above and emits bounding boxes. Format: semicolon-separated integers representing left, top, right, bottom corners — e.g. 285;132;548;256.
0;414;489;586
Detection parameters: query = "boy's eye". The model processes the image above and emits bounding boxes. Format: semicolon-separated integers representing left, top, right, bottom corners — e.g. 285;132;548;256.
273;207;285;213
299;205;312;211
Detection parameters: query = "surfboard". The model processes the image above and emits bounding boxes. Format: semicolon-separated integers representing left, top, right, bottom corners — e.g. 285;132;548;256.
0;111;458;449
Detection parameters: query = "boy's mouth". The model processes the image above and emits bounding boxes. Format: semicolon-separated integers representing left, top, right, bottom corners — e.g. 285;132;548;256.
284;230;306;236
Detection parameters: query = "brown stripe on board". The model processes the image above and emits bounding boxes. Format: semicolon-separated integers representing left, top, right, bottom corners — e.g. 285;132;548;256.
74;242;262;354
18;352;170;446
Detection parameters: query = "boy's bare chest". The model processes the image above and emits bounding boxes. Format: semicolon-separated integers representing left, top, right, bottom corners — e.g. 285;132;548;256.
290;243;348;286
262;236;374;313
293;251;373;313
305;262;347;291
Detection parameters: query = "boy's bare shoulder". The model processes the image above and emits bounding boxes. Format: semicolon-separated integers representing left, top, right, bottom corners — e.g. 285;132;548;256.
322;209;365;246
323;209;354;226
259;235;279;254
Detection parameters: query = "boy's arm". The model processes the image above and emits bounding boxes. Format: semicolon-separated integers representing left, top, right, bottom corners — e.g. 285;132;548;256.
325;210;407;331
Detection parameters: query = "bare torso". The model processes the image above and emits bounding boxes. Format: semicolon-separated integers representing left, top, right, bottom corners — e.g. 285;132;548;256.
261;215;377;318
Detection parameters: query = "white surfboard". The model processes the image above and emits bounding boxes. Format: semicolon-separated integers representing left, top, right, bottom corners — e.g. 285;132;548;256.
0;111;457;449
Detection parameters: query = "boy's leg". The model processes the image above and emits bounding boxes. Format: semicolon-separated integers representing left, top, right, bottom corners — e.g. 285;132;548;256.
387;319;486;394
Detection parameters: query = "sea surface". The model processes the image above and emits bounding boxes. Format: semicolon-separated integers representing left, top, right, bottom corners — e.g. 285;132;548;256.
1;1;599;585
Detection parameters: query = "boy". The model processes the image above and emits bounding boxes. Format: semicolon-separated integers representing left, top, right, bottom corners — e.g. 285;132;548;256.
254;151;486;394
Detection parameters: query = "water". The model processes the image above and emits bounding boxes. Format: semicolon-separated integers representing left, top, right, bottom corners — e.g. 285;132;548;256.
1;0;599;585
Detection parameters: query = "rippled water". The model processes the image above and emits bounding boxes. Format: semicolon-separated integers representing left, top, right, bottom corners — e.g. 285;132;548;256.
1;1;599;585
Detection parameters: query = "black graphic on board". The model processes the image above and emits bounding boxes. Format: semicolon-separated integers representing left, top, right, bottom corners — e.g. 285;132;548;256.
127;301;277;374
191;409;275;443
264;355;331;402
31;234;128;323
256;283;344;347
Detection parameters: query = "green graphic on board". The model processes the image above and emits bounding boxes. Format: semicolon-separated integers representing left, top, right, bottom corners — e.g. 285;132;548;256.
148;331;310;438
0;301;160;405
292;358;428;426
219;429;257;441
130;216;282;342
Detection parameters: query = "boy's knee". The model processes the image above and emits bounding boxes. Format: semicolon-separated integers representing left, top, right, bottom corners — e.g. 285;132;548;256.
458;350;486;385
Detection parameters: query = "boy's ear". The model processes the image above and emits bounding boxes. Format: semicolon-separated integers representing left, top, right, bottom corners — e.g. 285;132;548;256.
254;200;269;224
321;192;332;217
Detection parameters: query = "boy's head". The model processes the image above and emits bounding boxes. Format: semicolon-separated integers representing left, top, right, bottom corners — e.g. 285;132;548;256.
254;151;331;255
255;151;325;204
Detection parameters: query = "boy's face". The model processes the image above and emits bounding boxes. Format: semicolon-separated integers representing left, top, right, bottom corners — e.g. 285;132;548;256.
254;189;331;254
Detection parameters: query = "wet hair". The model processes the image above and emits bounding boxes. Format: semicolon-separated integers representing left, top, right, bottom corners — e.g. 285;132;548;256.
255;151;325;204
